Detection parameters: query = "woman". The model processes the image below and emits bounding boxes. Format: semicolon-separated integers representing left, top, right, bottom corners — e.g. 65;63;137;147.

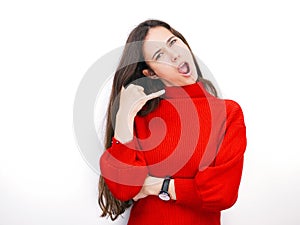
98;19;247;225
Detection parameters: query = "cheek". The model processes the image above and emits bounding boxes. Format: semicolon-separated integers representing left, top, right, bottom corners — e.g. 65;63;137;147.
152;62;175;75
175;42;192;57
178;46;192;58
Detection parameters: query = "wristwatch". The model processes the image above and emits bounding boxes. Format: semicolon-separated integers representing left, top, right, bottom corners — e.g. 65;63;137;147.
158;176;171;201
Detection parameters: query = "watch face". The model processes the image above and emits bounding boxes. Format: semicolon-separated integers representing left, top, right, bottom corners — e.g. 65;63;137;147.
159;192;170;201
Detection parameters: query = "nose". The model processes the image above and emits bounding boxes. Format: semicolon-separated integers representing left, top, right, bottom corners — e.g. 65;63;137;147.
166;48;180;62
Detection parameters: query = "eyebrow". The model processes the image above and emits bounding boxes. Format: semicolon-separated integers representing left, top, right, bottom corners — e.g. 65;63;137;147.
151;35;176;60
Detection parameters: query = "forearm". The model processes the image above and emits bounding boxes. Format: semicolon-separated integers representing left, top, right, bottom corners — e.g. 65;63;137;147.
100;137;148;201
173;156;244;210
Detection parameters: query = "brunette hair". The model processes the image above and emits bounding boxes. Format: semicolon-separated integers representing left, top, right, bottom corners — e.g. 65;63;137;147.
98;19;217;220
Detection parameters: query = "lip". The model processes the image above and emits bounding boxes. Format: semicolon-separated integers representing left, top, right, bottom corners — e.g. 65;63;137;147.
177;61;191;77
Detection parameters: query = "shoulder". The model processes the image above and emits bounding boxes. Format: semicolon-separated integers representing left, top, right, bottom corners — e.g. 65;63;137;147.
224;99;243;112
224;99;246;126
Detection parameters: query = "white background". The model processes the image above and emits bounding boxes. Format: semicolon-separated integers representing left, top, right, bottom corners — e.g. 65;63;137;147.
1;0;300;224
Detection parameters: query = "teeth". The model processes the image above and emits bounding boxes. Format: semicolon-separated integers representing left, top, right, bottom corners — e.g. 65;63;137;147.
179;62;185;67
178;62;186;69
178;62;190;74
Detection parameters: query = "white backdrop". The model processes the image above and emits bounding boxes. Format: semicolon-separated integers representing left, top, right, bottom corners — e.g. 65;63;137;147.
1;0;300;224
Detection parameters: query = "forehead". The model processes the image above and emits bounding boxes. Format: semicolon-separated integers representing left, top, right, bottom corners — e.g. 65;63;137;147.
143;26;174;58
144;26;174;42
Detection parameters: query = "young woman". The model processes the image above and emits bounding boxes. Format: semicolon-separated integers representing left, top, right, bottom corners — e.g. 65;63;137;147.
98;19;247;225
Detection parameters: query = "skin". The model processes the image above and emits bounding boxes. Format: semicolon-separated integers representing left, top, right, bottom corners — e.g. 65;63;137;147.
142;26;197;86
115;26;199;202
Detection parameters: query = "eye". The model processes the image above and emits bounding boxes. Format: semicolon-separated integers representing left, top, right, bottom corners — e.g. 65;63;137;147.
169;38;177;46
155;52;164;60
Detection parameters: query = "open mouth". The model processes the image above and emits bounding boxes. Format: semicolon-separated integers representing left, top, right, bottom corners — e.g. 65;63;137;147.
177;62;191;75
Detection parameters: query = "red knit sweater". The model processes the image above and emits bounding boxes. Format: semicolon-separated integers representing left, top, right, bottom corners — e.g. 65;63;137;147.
100;82;247;225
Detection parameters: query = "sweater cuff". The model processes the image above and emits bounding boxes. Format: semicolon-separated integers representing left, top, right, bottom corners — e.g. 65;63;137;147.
108;136;141;164
111;136;138;148
174;178;202;207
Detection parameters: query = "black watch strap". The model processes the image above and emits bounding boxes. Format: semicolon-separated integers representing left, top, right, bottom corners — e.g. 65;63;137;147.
161;176;171;192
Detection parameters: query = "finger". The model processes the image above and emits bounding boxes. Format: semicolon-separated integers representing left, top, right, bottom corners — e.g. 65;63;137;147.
137;86;145;92
135;85;144;93
144;176;163;186
127;84;144;92
145;89;165;100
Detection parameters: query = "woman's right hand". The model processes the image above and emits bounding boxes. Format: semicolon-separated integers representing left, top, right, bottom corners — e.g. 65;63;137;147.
114;84;165;144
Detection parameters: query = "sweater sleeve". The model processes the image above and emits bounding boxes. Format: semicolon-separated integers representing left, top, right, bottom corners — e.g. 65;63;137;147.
174;102;247;211
99;135;148;202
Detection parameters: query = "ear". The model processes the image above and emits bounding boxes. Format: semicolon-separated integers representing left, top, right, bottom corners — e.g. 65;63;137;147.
142;69;159;79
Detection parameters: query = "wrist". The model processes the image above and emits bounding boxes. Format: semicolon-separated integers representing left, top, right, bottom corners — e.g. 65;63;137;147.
114;112;135;143
169;179;176;200
144;177;163;196
158;176;172;201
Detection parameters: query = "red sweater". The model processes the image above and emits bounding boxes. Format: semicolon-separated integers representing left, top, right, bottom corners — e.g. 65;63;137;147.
100;82;247;225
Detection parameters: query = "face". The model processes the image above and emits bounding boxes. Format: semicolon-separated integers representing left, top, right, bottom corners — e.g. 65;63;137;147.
142;26;198;87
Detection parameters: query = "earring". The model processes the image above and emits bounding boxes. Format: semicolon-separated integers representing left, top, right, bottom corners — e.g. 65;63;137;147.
150;74;159;79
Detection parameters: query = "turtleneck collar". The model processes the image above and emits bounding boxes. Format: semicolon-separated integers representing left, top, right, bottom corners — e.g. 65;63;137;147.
163;81;211;99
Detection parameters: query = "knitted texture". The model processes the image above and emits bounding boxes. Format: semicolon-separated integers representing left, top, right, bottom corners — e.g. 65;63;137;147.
100;82;247;225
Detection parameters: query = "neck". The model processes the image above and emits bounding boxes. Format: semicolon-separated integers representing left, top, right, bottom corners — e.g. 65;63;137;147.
164;81;212;99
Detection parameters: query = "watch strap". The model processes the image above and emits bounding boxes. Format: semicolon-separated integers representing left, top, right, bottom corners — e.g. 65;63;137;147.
161;176;171;193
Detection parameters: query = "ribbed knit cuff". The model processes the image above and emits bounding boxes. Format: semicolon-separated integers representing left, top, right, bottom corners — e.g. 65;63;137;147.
111;136;138;148
108;137;141;164
174;178;202;207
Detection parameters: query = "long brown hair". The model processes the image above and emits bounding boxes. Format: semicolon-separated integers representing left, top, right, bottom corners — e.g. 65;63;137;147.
98;19;218;220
